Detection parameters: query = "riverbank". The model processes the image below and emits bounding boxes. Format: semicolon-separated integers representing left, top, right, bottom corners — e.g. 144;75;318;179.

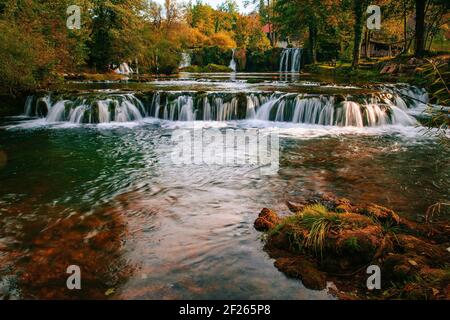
303;53;450;89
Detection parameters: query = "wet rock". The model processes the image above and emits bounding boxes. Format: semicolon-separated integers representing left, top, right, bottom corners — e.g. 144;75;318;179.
383;254;424;283
254;208;280;231
360;204;401;225
396;234;449;266
286;201;305;213
274;257;327;290
334;198;355;213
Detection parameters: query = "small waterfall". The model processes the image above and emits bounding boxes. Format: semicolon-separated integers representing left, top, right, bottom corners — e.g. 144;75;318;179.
254;94;416;127
280;48;303;73
114;63;133;75
24;96;34;116
180;52;191;69
46;100;69;122
229;49;237;72
246;94;267;119
25;94;144;124
23;85;424;127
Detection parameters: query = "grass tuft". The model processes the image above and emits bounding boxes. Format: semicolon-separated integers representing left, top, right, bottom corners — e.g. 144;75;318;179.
300;205;342;257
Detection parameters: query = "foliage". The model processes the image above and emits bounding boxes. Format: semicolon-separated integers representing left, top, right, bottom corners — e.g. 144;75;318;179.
0;0;91;92
0;0;448;91
209;31;237;49
182;64;234;73
192;46;233;67
422;58;450;135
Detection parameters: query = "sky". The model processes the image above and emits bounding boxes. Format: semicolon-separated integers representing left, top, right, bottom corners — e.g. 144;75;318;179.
153;0;255;14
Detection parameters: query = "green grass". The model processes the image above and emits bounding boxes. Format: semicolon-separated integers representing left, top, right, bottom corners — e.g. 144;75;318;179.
267;204;344;256
300;206;342;256
344;237;361;252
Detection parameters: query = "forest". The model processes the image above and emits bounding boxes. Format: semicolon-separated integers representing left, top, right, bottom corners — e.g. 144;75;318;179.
0;0;448;93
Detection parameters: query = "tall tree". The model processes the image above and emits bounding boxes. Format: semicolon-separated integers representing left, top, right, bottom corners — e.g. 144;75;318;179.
88;0;145;71
352;0;368;68
414;0;426;57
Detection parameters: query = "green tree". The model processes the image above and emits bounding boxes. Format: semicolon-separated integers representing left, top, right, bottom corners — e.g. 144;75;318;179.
88;0;145;71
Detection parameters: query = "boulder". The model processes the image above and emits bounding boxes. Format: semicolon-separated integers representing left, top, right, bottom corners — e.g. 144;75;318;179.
360;204;401;225
274;257;327;290
254;208;280;231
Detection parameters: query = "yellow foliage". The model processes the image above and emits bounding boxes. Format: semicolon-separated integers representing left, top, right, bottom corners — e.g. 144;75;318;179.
208;31;237;49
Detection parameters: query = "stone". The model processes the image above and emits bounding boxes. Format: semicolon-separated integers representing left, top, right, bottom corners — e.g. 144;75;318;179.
254;208;280;231
361;204;401;225
274;257;327;290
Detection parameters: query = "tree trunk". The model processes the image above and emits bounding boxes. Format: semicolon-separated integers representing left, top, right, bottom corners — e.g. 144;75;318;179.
403;0;408;53
364;29;371;58
414;0;426;57
352;1;366;68
308;24;317;64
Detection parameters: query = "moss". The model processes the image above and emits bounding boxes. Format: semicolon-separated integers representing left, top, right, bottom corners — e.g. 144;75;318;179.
344;237;361;252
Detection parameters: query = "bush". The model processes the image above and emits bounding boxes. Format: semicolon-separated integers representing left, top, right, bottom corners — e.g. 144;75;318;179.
191;46;233;67
181;64;233;73
246;48;283;72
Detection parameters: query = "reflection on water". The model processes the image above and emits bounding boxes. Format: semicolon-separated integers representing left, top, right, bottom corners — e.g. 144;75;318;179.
0;119;449;299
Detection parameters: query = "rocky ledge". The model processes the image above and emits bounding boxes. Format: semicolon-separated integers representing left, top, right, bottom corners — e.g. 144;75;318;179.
254;194;450;299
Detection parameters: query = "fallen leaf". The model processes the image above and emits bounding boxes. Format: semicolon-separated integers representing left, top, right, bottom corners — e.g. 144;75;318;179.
408;259;418;266
105;288;115;296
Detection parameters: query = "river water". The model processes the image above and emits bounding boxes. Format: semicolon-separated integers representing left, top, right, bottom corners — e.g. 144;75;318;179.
0;75;449;299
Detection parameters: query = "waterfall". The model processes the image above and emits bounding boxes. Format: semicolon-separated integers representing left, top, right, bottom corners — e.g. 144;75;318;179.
280;48;303;73
25;94;144;124
253;94;416;127
114;63;133;75
229;49;237;72
24;96;34;116
23;86;424;127
180;52;191;69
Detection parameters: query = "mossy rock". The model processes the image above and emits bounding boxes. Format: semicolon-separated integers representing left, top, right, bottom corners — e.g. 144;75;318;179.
360;204;401;225
274;256;327;290
255;195;450;299
254;208;280;232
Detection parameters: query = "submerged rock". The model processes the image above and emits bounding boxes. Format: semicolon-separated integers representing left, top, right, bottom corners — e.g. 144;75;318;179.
274;257;327;290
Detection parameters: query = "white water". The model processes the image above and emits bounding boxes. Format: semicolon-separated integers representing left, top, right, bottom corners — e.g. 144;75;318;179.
114;63;133;75
180;52;192;69
280;48;303;73
20;85;428;127
229;49;237;72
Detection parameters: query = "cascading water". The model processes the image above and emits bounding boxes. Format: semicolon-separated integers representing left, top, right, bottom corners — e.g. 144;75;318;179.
180;52;192;69
114;63;133;75
280;48;303;73
25;94;144;124
229;49;237;72
23;87;423;127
